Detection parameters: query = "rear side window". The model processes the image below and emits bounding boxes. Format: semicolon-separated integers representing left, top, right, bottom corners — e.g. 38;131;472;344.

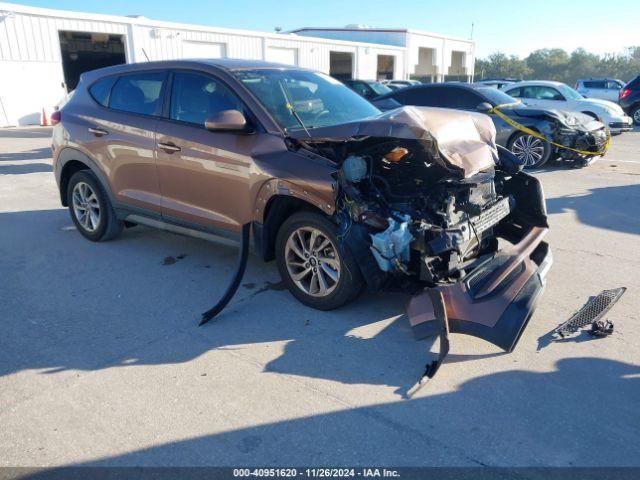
89;76;117;106
109;72;166;116
584;81;606;89
169;71;244;126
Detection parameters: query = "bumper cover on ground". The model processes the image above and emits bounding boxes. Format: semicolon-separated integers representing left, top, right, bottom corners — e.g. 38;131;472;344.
407;227;552;352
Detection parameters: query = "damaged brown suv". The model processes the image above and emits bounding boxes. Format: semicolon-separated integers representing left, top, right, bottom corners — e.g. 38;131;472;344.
53;60;551;360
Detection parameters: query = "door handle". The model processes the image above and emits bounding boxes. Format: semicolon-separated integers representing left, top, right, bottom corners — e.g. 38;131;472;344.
157;142;181;153
88;127;108;137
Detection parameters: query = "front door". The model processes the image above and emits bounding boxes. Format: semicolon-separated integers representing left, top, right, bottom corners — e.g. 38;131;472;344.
154;70;257;233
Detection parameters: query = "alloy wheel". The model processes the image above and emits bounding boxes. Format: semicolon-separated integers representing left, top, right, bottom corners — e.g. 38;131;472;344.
72;182;101;232
511;135;546;166
284;227;341;298
633;109;640;125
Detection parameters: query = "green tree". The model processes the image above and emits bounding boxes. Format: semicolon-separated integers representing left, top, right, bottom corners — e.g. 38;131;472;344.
475;53;532;80
475;47;640;85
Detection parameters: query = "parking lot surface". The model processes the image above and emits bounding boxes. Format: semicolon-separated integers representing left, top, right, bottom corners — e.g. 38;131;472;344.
1;127;639;467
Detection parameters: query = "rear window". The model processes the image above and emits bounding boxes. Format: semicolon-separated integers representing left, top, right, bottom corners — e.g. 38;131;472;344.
109;72;166;116
626;76;640;89
89;76;117;106
584;81;606;89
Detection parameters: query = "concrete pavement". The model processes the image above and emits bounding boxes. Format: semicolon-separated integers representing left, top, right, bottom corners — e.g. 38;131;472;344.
1;127;639;467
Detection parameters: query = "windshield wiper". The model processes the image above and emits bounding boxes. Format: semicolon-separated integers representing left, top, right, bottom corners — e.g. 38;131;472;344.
278;81;311;138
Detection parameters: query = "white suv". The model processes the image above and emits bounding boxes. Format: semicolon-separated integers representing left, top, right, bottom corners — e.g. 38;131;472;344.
502;80;633;134
576;78;625;102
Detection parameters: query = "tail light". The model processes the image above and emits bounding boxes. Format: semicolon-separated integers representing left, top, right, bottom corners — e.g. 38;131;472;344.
619;88;631;100
50;110;61;125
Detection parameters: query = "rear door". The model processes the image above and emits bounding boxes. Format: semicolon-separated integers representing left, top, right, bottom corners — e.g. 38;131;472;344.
87;71;167;213
154;70;257;232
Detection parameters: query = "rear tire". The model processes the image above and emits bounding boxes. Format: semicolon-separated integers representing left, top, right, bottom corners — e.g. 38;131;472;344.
508;132;551;169
67;170;123;242
275;211;364;310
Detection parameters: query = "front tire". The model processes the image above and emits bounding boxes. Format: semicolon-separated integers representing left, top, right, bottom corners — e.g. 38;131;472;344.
67;170;123;242
508;132;551;168
275;211;363;310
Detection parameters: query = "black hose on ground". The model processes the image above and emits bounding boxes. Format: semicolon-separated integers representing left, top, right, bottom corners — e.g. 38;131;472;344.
199;223;251;326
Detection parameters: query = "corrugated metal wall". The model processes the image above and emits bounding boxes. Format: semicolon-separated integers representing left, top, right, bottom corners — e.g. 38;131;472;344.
0;3;406;126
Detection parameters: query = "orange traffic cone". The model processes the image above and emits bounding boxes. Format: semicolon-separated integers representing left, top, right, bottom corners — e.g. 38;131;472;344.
40;108;48;126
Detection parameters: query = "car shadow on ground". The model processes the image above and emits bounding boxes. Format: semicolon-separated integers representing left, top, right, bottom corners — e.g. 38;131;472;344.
546;184;640;236
0;147;52;162
0;127;52;139
1;208;503;399
0;163;52;174
20;357;640;467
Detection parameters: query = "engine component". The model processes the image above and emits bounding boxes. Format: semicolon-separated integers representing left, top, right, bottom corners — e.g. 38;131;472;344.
369;214;414;273
383;147;409;163
341;155;368;183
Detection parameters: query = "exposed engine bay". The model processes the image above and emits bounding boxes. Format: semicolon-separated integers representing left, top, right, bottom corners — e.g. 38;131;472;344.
290;107;548;291
288;106;552;380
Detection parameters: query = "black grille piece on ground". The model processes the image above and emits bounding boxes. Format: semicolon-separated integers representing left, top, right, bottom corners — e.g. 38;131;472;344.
555;287;626;338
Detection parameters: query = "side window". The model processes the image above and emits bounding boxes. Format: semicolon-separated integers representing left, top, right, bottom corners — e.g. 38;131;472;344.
170;71;243;126
584;81;606;89
536;86;564;100
506;87;522;98
89;76;117;106
519;86;536;99
522;86;563;101
109;72;166;116
606;80;622;90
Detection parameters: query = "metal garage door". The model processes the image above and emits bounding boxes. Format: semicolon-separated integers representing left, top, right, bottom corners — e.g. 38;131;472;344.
182;41;226;59
266;47;298;66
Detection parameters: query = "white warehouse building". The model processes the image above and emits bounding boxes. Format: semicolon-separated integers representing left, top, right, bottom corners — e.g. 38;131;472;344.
0;2;475;127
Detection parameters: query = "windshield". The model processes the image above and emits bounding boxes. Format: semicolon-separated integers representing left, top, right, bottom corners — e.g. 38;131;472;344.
557;84;584;100
234;69;381;131
476;87;521;106
369;82;392;96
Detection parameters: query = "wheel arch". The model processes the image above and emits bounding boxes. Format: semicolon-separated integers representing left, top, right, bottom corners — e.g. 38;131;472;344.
57;148;115;207
259;193;330;262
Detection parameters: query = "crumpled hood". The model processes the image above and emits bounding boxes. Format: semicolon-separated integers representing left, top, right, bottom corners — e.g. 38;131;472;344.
289;106;499;178
508;106;605;131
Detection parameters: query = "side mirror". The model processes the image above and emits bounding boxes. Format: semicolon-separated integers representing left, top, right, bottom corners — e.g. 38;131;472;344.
476;102;493;112
205;110;247;132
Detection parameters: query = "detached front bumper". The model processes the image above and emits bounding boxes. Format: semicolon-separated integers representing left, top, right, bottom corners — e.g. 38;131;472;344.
408;226;552;352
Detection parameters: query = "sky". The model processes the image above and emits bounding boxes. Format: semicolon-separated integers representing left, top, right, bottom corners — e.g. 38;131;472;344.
8;0;640;58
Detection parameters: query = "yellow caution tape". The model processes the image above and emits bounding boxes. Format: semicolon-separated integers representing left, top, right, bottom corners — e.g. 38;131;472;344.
489;104;610;157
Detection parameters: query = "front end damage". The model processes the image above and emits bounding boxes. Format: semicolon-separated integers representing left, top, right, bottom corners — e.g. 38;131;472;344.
513;108;609;165
288;106;552;376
